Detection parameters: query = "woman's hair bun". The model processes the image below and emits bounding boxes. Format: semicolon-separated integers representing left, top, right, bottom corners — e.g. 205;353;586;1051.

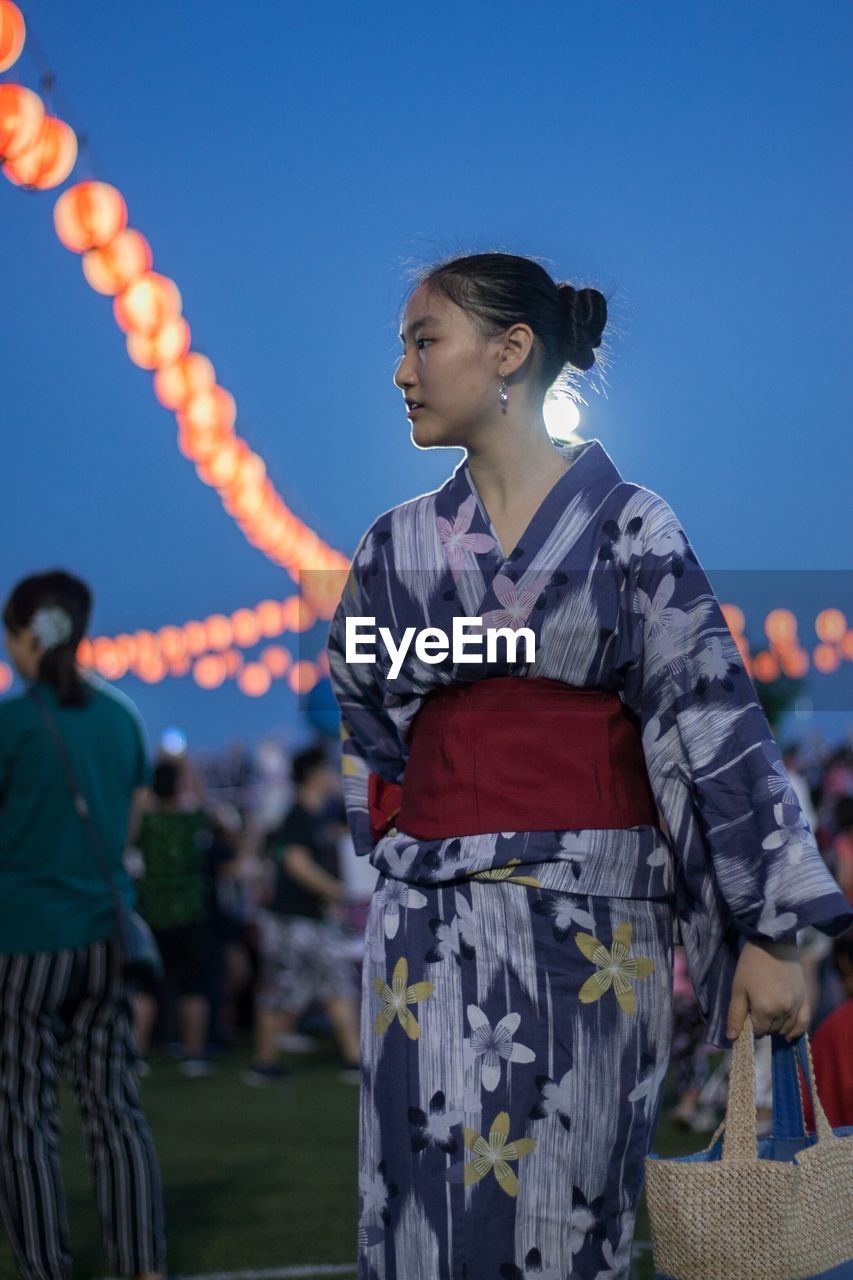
558;283;607;371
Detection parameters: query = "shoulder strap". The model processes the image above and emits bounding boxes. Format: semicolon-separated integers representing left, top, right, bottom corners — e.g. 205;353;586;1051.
26;685;123;915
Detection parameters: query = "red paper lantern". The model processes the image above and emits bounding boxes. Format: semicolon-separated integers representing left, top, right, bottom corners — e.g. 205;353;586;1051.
815;609;847;644
177;385;236;436
3;115;77;189
0;84;43;159
82;228;152;296
127;316;191;370
0;1;25;73
113;272;181;336
54;181;127;253
193;655;227;689
813;644;840;674
238;663;272;698
153;352;216;410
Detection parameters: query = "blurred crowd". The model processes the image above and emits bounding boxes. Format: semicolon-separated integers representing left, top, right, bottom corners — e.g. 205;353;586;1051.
126;730;853;1128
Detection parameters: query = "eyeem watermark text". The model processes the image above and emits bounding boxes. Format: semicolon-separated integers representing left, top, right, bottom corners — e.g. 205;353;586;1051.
345;617;536;678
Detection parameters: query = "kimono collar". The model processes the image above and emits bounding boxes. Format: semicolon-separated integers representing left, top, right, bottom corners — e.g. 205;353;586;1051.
456;436;624;566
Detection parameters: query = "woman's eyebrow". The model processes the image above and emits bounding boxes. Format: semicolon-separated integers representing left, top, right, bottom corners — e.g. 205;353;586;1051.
399;315;440;341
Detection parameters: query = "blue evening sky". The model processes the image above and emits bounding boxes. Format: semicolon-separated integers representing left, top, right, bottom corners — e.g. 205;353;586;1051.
2;0;851;753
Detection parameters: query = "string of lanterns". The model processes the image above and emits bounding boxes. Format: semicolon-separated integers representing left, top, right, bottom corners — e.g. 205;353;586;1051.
2;2;850;709
726;606;853;682
0;0;347;621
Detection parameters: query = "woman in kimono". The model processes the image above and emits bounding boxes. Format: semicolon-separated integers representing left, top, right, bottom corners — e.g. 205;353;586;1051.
326;252;852;1280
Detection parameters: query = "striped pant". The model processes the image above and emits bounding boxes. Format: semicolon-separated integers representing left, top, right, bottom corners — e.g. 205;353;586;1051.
0;940;167;1279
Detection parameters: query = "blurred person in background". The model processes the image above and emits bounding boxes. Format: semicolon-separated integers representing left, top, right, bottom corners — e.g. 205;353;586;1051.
242;744;361;1085
803;932;853;1130
0;570;165;1280
133;756;215;1076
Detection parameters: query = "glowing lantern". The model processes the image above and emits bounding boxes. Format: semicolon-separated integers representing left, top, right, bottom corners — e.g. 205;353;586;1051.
54;181;127;253
157;626;187;663
83;229;152;296
813;643;840;674
205;614;233;652
0;84;44;159
177;385;236;435
764;608;798;648
193;654;227;689
153;352;215;410
238;663;271;697
261;645;291;677
136;655;167;684
256;600;284;637
721;603;744;635
224;477;270;522
0;2;25;72
780;648;809;679
178;421;233;464
3;115;77;188
0;661;12;694
222;649;243;678
841;630;853;661
231;608;260;648
76;637;94;667
815;609;846;644
195;438;247;489
752;651;780;682
183;620;208;656
133;631;160;667
167;653;192;678
113;272;181;336
127;316;191;370
288;660;318;695
114;634;137;664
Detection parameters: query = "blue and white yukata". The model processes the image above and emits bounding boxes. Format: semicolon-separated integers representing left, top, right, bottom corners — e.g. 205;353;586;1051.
327;435;853;1280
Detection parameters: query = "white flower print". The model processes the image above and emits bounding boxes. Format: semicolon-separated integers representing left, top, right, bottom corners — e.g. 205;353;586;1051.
436;494;497;568
761;801;813;866
480;572;551;632
376;877;427;939
381;839;419;879
464;1005;535;1092
753;753;801;808
594;1210;635;1279
755;893;798;938
359;1169;390;1217
530;1068;573;1131
627;1054;669;1120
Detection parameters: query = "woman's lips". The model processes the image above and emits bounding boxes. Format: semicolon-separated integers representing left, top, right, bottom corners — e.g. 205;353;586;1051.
406;404;426;418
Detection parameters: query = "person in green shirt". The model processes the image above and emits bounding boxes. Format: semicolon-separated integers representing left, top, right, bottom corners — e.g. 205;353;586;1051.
133;757;215;1075
0;569;166;1280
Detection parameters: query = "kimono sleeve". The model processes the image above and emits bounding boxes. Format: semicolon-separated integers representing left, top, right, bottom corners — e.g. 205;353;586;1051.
615;493;853;1042
326;536;408;859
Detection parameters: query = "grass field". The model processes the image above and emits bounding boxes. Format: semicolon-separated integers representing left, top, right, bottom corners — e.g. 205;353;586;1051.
0;1044;711;1280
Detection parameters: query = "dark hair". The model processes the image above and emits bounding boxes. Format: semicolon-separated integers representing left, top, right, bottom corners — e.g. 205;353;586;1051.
831;931;853;981
291;744;330;788
833;795;853;832
2;570;93;707
410;251;608;387
152;759;181;800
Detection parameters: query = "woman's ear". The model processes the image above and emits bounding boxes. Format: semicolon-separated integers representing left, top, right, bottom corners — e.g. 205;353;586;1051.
498;322;536;378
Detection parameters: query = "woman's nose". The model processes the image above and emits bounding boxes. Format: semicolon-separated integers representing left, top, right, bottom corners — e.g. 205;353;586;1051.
393;353;414;390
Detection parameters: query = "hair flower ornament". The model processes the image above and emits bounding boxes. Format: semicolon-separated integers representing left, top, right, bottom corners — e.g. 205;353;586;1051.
30;606;74;651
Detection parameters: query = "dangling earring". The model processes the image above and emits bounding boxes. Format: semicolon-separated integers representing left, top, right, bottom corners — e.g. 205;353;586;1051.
498;378;509;411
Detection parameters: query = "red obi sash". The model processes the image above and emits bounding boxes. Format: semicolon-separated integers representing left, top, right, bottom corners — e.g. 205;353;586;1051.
367;676;659;842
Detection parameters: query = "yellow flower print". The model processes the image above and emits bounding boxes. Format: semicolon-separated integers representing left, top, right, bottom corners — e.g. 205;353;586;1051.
575;921;655;1015
373;956;434;1040
463;1111;537;1197
472;859;541;889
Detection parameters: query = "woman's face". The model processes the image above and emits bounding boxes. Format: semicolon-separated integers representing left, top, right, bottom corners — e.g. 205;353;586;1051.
393;283;507;449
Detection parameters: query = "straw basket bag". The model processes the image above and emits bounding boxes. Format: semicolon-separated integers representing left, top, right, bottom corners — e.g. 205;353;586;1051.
645;1013;853;1280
